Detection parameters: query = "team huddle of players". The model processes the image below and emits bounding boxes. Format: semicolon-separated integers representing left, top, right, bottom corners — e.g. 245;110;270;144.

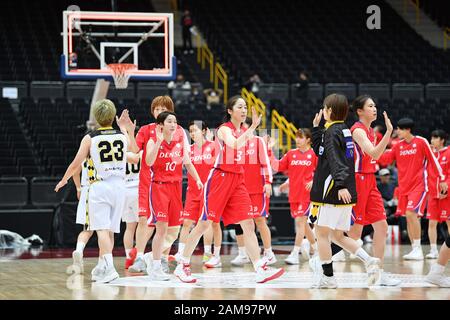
55;93;450;288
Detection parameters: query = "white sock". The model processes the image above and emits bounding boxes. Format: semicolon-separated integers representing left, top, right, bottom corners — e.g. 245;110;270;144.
178;243;185;254
204;245;212;255
153;260;161;270
102;253;113;268
292;246;301;254
430;244;438;252
214;246;221;257
264;247;273;255
413;239;421;248
98;256;106;268
355;248;370;263
75;242;86;253
137;252;144;259
125;249;131;259
238;246;247;257
356;239;364;247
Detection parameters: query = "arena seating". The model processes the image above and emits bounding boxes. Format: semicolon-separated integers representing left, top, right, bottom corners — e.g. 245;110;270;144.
188;0;450;84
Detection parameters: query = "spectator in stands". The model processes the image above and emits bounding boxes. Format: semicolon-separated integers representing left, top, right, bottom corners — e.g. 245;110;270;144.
245;73;262;96
188;85;206;109
168;74;192;106
377;168;397;217
203;88;223;110
181;10;194;54
294;71;309;99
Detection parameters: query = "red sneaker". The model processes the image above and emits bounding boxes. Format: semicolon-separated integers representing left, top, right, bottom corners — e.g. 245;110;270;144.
125;247;137;269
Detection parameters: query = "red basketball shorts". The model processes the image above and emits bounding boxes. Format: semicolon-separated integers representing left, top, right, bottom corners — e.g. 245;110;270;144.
396;188;427;217
183;191;202;222
200;169;253;226
249;193;270;218
149;181;183;227
353;173;386;225
289;201;311;219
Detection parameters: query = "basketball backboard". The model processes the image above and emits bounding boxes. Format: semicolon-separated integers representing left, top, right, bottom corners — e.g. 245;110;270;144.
61;10;176;81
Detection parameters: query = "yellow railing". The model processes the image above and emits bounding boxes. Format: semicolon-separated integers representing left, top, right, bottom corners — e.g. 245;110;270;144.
271;109;298;154
444;27;450;50
404;0;420;24
241;87;266;129
214;63;228;104
200;45;214;83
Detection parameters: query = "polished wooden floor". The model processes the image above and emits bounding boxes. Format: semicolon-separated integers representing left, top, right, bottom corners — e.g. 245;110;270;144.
1;244;449;300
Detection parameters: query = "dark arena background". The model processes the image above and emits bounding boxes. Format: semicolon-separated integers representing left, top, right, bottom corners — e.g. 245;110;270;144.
0;0;449;310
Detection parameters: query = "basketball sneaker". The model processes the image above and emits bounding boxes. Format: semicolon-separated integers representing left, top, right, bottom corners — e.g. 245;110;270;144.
376;271;402;286
403;247;424;260
91;265;104;282
202;253;213;263
125;247;137;269
71;250;84;274
312;275;337;289
284;252;300;265
262;251;277;265
365;257;382;286
149;266;170;281
426;250;439;259
308;255;321;275
204;256;222;268
255;264;285;283
301;240;311;260
128;256;147;273
169;252;182;264
331;250;346;262
425;264;450;288
231;254;251;266
161;256;170;273
95;266;119;284
174;263;197;283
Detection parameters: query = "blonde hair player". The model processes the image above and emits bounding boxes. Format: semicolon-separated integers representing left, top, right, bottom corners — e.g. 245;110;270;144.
55;99;136;283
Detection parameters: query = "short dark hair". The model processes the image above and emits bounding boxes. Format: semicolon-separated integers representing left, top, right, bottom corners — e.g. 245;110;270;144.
156;111;177;124
188;120;208;131
431;129;448;142
296;128;312;141
323;93;349;121
351;95;373;114
397;118;414;130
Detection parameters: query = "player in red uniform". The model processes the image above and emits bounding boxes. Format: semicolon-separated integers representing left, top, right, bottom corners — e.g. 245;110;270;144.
174;96;284;283
426;129;450;259
144;111;203;280
378;118;446;260
173;120;223;267
126;96;175;273
232;118;275;265
268;128;318;265
344;95;400;285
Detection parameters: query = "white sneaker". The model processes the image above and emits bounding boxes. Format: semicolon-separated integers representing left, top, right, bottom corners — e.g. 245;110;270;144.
231;255;251;266
365;257;381;286
312;275;337;289
255;264;285;283
377;272;402;286
332;250;346;262
95;267;119;284
426;264;450;288
91;265;104;282
67;251;84;274
128;256;147;273
426;250;439;259
161;256;170;273
308;255;321;275
204;256;222;268
150;266;170;281
174;263;197;283
284;252;300;265
403;247;424;260
301;240;311;260
262;251;277;265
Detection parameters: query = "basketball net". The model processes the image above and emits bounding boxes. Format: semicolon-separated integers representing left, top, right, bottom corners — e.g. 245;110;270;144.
107;63;137;89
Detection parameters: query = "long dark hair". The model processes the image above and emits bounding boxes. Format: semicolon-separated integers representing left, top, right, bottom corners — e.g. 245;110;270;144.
224;95;244;122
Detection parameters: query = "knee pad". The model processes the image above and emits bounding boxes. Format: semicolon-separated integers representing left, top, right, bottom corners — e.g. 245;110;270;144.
234;224;244;236
445;234;450;248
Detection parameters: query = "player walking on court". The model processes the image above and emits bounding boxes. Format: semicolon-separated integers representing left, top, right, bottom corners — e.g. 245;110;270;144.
426;129;450;259
309;94;381;288
268;128;318;265
174;96;285;283
56;99;135;283
378;118;446;260
173;121;223;268
144;112;203;280
425;234;450;287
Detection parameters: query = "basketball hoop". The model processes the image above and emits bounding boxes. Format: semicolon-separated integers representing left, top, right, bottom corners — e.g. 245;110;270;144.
107;63;137;89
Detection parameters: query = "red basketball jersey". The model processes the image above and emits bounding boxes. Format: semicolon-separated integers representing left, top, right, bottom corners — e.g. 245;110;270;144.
214;122;247;174
351;121;377;174
428;146;449;199
244;136;273;194
187;140;216;199
136;123;157;185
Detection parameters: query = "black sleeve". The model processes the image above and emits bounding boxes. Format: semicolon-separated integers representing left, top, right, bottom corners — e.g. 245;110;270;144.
323;128;350;189
311;127;323;156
